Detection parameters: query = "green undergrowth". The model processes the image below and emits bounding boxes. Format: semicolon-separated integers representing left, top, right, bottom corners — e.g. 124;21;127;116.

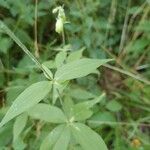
0;0;150;150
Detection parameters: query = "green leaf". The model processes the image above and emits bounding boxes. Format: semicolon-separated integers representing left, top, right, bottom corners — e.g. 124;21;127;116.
52;84;59;104
72;106;92;121
67;47;85;62
70;88;96;100
13;137;27;150
55;58;111;81
63;97;74;120
0;37;12;53
0;81;52;127
27;103;67;123
90;111;116;123
106;100;122;112
42;64;53;79
55;51;67;68
43;60;56;69
52;81;69;104
0;122;13;146
40;125;65;150
13;113;28;142
71;145;83;150
127;39;149;53
75;93;105;109
53;126;70;150
136;21;150;32
0;0;9;8
88;111;116;128
71;123;108;150
40;125;70;150
72;94;105;121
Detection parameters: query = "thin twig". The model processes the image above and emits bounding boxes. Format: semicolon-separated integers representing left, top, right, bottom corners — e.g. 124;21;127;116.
119;5;150;60
119;0;131;54
103;64;150;85
100;45;150;85
127;1;146;35
134;47;149;69
34;0;39;58
105;0;117;46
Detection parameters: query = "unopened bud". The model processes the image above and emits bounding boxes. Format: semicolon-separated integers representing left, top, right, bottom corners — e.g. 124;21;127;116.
55;18;63;34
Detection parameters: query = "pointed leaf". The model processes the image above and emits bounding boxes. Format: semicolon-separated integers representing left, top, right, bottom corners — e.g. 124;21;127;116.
13;113;28;142
88;111;116;128
40;125;70;150
72;105;92;121
0;81;52;127
43;60;56;69
67;47;85;62
71;123;108;150
40;125;65;150
55;58;112;81
53;126;70;150
106;100;122;112
72;94;105;121
42;64;53;79
55;51;67;68
70;88;96;100
74;109;93;121
75;93;105;109
63;97;74;120
13;137;27;150
27;103;67;123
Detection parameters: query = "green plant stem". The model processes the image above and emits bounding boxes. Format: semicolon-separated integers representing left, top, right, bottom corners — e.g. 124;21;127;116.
34;0;39;58
103;64;150;85
88;120;150;127
0;69;27;75
0;21;52;80
62;29;65;46
127;1;146;35
119;5;150;60
118;0;131;53
100;46;150;85
105;0;117;46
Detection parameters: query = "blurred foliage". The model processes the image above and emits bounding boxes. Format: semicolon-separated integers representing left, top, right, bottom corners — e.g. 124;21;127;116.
0;0;150;149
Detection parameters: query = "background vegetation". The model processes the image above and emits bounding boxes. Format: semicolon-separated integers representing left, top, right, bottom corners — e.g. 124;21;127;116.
0;0;150;149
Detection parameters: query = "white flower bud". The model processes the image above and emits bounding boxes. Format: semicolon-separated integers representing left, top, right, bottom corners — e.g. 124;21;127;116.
53;5;68;34
52;8;58;14
52;6;60;14
55;18;63;34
